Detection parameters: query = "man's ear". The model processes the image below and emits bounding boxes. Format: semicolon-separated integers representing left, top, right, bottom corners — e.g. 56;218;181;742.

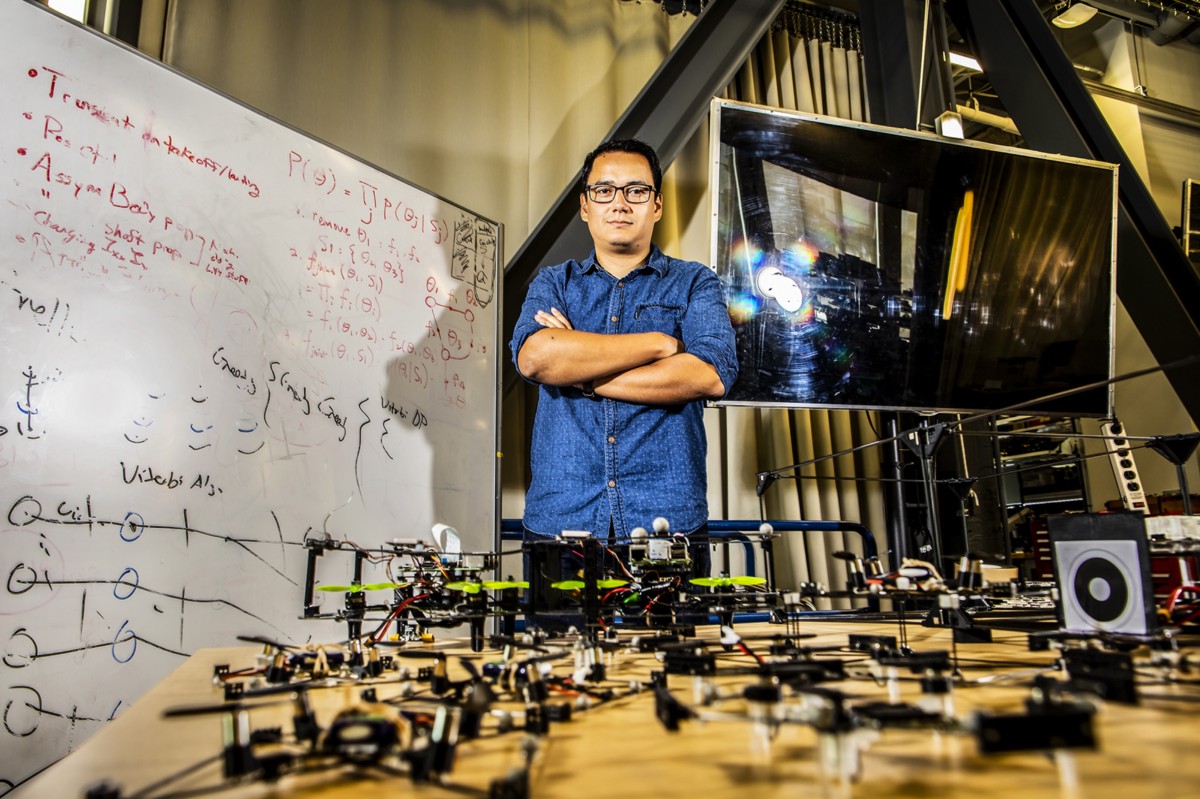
580;192;589;222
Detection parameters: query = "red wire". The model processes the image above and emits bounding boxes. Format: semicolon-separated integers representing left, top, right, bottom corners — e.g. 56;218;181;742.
601;587;631;603
1166;584;1200;613
371;593;431;643
738;641;766;666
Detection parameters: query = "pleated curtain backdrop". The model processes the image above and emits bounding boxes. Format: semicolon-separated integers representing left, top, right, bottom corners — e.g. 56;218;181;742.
710;6;887;607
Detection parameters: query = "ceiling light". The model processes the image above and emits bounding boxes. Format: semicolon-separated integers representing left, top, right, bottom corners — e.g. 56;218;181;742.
936;110;965;140
47;0;86;21
948;52;982;72
1052;2;1099;28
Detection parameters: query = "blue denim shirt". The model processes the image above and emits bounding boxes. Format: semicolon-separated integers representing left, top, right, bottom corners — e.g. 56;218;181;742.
510;245;738;541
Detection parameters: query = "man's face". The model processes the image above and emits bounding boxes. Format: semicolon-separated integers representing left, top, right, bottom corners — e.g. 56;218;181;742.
580;151;663;257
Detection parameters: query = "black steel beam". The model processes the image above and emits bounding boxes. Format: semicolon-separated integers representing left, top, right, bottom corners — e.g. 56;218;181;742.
946;0;1200;424
860;0;921;129
860;0;935;566
501;0;787;393
861;0;958;131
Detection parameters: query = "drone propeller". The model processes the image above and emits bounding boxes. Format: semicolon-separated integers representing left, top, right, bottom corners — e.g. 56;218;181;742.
413;615;475;629
689;576;768;588
371;638;465;652
487;634;556;653
238;680;328;699
550;578;630;591
237;634;298;651
706;631;818;644
385;649;446;659
444;580;530;593
164;701;259;717
518;650;572;665
316;582;408;593
386;649;482;661
443;581;484;594
164;690;301;715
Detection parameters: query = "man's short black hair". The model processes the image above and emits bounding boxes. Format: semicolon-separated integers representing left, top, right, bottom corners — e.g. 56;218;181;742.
580;138;663;193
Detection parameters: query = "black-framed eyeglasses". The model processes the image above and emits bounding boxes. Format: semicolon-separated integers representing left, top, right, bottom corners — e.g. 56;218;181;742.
584;182;657;204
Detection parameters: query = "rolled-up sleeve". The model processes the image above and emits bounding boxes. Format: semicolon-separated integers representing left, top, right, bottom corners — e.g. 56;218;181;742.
509;266;565;382
680;267;739;397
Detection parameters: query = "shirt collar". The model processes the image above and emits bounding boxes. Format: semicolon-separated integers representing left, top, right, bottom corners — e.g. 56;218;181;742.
581;244;669;277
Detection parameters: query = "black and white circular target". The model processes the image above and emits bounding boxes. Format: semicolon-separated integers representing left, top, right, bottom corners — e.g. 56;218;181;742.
1071;555;1129;623
1055;539;1150;634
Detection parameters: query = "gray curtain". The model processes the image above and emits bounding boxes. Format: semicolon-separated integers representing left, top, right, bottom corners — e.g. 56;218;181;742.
711;6;886;607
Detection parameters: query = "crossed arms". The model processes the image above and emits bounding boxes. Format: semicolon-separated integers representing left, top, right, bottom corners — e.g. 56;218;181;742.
516;307;725;405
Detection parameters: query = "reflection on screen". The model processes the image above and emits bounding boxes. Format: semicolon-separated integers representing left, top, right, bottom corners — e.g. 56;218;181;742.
714;102;1116;416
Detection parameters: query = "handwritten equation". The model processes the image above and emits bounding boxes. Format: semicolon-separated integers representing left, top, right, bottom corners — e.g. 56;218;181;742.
0;5;500;794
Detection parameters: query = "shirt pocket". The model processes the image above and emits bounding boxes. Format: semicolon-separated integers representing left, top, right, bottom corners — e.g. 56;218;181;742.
633;303;684;337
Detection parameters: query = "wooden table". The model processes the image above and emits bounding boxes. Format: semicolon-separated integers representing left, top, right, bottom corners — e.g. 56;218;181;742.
21;619;1200;799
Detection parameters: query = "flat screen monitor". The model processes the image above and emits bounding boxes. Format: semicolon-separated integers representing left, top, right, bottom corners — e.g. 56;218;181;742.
709;100;1117;417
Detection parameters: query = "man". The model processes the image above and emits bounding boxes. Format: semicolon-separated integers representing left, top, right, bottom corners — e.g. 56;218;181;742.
510;139;738;561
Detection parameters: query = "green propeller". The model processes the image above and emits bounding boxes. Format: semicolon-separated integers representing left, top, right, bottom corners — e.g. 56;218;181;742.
316;582;408;592
550;578;629;591
688;576;768;588
445;580;530;593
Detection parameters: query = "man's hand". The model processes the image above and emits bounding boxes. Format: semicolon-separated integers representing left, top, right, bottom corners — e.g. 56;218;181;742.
533;307;574;330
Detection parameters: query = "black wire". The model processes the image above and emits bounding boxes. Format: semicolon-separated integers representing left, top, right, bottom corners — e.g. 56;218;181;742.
125;753;226;799
760;353;1200;481
948;657;1058;669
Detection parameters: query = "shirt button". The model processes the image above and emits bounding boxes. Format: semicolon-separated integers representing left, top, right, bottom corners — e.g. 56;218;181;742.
617;281;624;288
610;315;618;323
608;480;616;488
607;436;615;444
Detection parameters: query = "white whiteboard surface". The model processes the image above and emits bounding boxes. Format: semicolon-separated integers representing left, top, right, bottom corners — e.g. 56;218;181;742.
0;2;500;790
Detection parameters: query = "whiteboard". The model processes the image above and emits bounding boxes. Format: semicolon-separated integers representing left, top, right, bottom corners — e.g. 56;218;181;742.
0;2;500;790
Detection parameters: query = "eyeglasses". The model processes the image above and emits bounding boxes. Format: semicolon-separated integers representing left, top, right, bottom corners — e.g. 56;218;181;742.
585;182;657;204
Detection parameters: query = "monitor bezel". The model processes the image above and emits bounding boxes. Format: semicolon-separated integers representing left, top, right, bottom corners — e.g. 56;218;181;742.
707;98;1118;418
